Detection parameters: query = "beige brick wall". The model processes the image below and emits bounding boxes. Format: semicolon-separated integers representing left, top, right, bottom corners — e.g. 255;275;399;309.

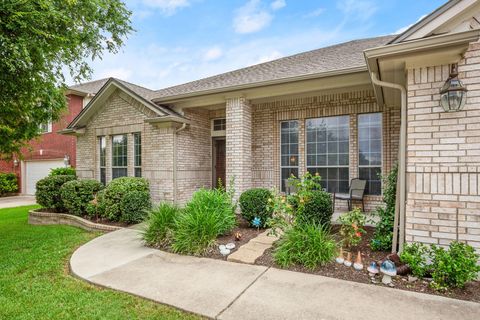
250;90;400;212
76;89;175;203
405;41;480;250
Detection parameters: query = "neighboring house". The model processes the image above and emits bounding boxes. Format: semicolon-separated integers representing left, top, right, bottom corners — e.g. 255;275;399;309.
63;0;480;252
0;79;108;195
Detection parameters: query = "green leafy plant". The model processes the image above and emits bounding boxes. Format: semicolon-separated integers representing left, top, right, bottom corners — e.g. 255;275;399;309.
287;171;322;193
338;208;366;248
119;190;151;224
273;223;337;270
239;188;272;228
0;173;18;196
60;179;103;216
266;190;295;236
297;190;333;227
172;189;236;255
35;175;77;212
430;241;480;289
49;167;76;177
400;243;429;278
143;203;180;246
99;177;150;221
371;164;398;251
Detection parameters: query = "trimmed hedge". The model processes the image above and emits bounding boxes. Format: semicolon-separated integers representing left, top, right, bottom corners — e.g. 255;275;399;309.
297;190;333;227
49;167;76;177
120;190;151;224
0;172;18;196
36;175;77;212
239;188;272;227
100;177;150;222
60;179;103;216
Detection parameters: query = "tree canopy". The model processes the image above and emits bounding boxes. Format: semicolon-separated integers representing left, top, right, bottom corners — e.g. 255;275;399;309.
0;0;133;155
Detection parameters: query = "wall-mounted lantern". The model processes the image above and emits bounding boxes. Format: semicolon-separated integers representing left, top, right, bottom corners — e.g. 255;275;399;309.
63;155;70;167
440;63;467;112
13;159;19;167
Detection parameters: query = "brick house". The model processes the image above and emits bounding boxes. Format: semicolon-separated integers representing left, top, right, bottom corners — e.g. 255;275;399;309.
0;79;108;194
63;0;480;252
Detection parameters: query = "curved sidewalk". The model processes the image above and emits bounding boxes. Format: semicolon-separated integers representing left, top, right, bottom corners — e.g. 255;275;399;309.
70;227;480;320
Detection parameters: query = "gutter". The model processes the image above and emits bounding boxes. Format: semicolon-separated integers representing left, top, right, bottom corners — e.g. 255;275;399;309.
152;66;368;103
173;123;188;203
370;72;407;254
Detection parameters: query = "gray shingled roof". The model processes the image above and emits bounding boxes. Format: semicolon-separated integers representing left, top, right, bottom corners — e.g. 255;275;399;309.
69;78;157;100
152;35;395;100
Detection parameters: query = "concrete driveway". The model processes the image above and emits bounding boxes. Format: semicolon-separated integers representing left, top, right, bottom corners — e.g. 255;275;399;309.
70;227;480;320
0;195;36;209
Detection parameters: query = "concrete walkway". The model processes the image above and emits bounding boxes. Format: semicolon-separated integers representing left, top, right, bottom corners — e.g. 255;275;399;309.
70;228;480;320
0;195;36;209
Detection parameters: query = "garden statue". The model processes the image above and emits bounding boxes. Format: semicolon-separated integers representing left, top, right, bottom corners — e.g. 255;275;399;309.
367;262;379;277
344;252;352;267
353;251;363;271
380;260;397;286
234;231;242;241
336;248;345;264
252;217;262;229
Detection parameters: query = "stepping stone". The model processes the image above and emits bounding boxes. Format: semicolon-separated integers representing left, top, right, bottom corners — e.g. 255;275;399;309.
227;230;278;264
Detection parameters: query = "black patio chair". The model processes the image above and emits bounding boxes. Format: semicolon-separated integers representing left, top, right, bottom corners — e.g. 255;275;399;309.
333;178;367;212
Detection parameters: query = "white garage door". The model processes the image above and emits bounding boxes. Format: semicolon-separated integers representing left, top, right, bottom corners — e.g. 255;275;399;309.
25;160;65;195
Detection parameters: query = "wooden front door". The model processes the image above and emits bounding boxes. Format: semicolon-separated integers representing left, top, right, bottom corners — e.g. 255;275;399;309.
213;138;226;188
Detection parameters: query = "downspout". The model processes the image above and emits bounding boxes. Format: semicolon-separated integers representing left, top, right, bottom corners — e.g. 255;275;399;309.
370;72;407;253
173;123;187;203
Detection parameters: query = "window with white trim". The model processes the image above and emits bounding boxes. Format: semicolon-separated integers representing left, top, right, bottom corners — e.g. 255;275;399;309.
280;121;299;192
358;113;382;195
134;133;142;177
99;136;106;185
39;122;52;134
112;134;128;179
306;116;350;193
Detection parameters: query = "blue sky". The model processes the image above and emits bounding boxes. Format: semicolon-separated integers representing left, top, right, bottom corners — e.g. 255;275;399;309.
80;0;447;90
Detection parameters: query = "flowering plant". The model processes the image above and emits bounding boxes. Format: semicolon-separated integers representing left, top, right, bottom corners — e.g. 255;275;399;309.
338;208;366;248
265;189;295;236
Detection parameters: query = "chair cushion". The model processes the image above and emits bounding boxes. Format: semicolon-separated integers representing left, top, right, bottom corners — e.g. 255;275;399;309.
335;193;363;200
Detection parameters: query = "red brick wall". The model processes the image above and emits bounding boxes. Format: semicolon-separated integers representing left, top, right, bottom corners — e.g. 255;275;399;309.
0;94;84;192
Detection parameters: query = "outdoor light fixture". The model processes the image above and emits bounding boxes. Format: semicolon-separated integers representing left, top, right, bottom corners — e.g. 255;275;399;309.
63;155;70;167
13;159;19;167
440;63;467;112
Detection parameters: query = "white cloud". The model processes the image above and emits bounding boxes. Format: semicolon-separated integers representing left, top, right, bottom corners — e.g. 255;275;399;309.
256;50;283;64
270;0;286;11
142;0;190;16
233;0;273;34
98;67;132;81
304;8;325;18
337;0;377;21
203;46;223;61
394;14;428;35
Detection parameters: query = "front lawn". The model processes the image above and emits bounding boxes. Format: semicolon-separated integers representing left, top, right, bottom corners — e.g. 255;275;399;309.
0;205;200;320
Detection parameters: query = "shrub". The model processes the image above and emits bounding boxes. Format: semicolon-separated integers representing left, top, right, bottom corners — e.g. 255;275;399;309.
49;167;76;177
400;243;429;278
60;179;103;216
273;223;337;270
297;190;333;227
35;175;77;212
120;190;151;224
371;164;397;251
239;188;272;227
338;208;367;249
172;189;236;255
266;191;295;236
100;177;150;221
143;203;180;246
430;241;480;289
0;173;18;196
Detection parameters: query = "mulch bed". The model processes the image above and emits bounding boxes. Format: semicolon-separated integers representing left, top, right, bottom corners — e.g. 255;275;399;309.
255;226;480;303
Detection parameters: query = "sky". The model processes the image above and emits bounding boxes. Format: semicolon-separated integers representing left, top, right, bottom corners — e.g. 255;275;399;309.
72;0;447;90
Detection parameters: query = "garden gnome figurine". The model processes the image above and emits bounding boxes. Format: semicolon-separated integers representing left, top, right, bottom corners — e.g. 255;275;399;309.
336;248;344;264
344;252;352;267
353;251;363;271
367;262;379;277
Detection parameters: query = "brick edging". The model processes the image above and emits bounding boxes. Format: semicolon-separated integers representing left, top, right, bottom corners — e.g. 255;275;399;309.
28;209;123;232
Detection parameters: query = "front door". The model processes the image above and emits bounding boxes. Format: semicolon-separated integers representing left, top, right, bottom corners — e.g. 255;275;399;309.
213;138;226;188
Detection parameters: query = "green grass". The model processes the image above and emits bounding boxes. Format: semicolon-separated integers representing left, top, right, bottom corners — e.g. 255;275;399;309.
0;205;201;320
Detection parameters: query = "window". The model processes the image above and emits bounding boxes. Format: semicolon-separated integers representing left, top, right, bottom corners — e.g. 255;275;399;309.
280;121;299;192
39;122;52;134
213;119;226;131
99;136;106;185
306;116;349;193
134;133;142;177
112;134;128;179
358;113;382;195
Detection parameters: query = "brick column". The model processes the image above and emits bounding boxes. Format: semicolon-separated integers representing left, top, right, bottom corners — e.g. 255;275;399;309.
226;97;252;200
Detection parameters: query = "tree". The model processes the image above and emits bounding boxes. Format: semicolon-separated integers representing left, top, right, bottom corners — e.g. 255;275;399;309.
0;0;133;155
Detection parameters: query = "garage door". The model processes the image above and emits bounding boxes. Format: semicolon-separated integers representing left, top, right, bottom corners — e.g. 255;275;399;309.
25;160;65;195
